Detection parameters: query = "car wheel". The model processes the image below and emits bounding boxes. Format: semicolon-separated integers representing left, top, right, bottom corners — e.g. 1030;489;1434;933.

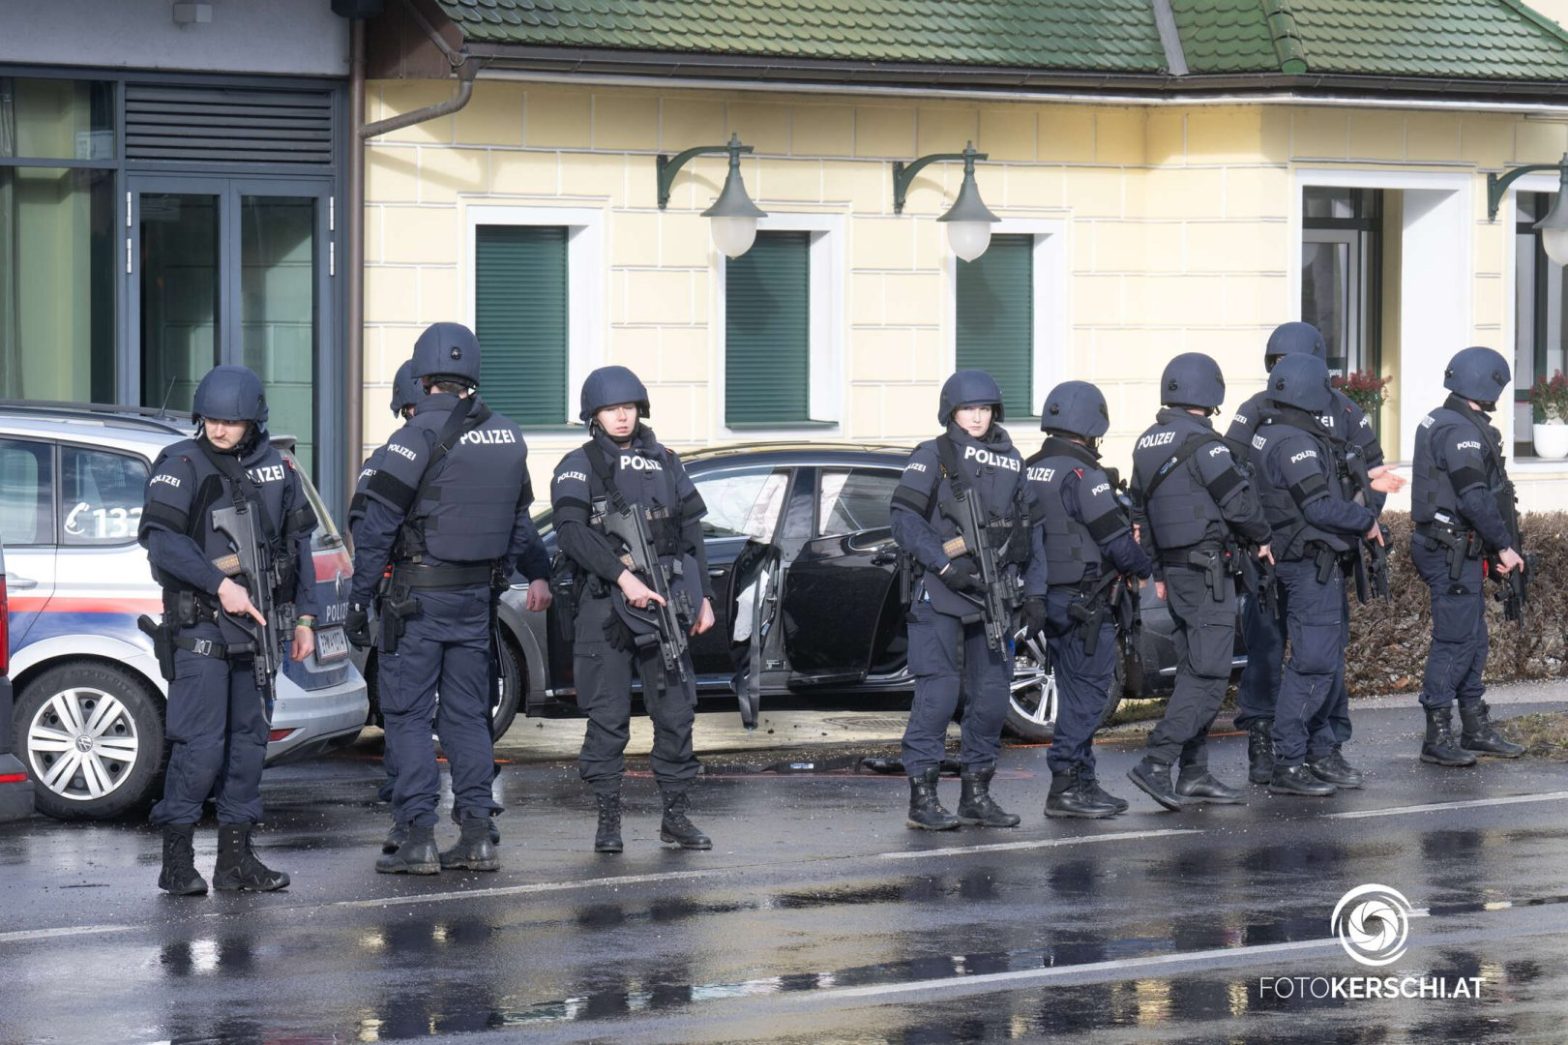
490;637;522;741
16;663;164;821
1005;633;1128;743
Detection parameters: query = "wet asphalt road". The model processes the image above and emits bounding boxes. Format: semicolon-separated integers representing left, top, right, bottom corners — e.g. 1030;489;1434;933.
3;702;1568;1044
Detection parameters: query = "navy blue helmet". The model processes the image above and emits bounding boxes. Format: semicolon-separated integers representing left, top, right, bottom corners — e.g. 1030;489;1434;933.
1266;353;1333;413
411;322;482;386
1265;321;1327;369
938;369;1005;425
580;365;651;423
192;365;267;424
1040;380;1109;439
1160;353;1226;410
390;359;421;416
1443;346;1511;405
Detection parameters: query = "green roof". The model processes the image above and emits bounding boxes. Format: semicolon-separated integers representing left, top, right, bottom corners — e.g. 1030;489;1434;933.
433;0;1568;83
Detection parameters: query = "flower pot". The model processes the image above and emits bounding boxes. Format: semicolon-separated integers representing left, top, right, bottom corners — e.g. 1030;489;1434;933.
1533;422;1568;460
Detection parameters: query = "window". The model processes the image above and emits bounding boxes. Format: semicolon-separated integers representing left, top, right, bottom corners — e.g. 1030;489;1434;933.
1301;187;1382;376
0;439;54;547
693;468;791;541
956;233;1034;419
474;224;569;427
818;468;898;536
726;231;811;427
59;446;148;546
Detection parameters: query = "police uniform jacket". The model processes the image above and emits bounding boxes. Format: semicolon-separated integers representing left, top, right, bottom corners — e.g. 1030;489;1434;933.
890;423;1048;618
1251;407;1376;560
350;391;541;604
1026;436;1152;586
1227;387;1387;512
1411;395;1514;553
139;431;319;646
1131;407;1271;560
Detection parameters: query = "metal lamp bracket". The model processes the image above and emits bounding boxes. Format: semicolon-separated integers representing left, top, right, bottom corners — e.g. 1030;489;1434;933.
1486;158;1568;222
657;134;753;210
893;142;988;215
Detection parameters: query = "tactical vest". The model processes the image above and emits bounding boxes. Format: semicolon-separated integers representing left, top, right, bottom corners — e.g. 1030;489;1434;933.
581;432;685;562
1253;414;1350;559
401;396;528;563
917;434;1032;565
1131;413;1228;551
1026;440;1110;586
1411;402;1505;525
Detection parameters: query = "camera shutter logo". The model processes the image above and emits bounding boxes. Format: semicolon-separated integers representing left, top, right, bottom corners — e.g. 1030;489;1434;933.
1332;884;1413;967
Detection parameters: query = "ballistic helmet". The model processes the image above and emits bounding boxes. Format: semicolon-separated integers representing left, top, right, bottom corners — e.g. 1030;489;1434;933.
1040;380;1110;439
1266;353;1333;413
579;365;651;423
192;365;268;424
1443;346;1511;405
390;359;421;417
1265;321;1327;368
1160;353;1226;410
939;369;1005;425
411;322;482;386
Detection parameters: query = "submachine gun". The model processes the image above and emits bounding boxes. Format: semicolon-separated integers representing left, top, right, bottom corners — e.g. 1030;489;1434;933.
598;500;695;685
938;486;1019;653
1491;477;1532;626
210;499;295;720
1341;443;1392;604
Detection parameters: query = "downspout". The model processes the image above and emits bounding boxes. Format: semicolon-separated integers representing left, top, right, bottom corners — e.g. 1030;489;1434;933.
347;0;475;516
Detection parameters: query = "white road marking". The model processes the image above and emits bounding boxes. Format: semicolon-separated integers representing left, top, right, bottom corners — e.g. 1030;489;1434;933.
333;868;729;909
0;924;138;944
877;828;1201;860
1327;790;1568;820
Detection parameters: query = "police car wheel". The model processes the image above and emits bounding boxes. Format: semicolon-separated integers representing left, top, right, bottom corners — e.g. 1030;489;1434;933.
1004;634;1126;742
16;664;164;821
490;637;523;741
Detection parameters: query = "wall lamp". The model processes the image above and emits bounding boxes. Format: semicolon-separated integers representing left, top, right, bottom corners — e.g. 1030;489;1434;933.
657;133;767;259
893;141;999;262
1488;153;1568;266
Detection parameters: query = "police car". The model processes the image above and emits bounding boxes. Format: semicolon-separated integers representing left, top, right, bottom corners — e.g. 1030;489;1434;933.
0;402;368;820
469;443;1246;743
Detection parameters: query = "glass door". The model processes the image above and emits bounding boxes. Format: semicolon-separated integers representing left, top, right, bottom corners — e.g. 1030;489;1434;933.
128;178;332;476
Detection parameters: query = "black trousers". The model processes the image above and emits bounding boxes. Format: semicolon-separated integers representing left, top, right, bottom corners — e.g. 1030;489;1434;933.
1145;565;1234;768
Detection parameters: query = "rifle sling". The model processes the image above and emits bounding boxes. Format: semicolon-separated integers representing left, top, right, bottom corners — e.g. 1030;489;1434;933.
1140;433;1220;505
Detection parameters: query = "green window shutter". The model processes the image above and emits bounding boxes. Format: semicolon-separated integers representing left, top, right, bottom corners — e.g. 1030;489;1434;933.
474;224;568;426
726;231;810;426
956;233;1034;419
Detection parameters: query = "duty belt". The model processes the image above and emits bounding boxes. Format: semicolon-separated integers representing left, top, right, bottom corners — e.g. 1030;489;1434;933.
391;562;495;590
173;634;228;660
1158;544;1229;601
1414;519;1482;580
1301;540;1353;583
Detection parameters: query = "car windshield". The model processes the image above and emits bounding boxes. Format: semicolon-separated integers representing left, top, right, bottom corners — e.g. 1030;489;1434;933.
281;451;343;549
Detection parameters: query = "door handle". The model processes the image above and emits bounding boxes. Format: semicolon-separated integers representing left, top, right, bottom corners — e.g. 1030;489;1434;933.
708;567;727;578
8;572;38;590
871;551;899;567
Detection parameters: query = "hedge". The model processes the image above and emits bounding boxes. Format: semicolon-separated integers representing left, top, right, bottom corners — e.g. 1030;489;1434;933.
1344;512;1568;695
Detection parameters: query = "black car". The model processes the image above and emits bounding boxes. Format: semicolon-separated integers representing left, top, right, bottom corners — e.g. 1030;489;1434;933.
393;441;1240;743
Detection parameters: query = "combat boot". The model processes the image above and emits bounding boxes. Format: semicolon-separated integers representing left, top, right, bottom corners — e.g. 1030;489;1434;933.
440;817;500;871
376;822;440;874
212;824;290;892
1046;767;1121;819
1308;747;1364;788
158;824;208;897
956;766;1021;828
381;821;408;855
452;805;501;844
1459;701;1525;759
1268;763;1337;797
1421;704;1477;767
1175;766;1244;804
594;791;624;853
1127;757;1187;811
1080;772;1129;815
1246;720;1275;784
660;788;713;849
905;767;960;830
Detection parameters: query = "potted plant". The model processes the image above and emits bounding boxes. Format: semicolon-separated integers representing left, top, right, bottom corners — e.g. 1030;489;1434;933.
1529;370;1568;459
1331;370;1390;418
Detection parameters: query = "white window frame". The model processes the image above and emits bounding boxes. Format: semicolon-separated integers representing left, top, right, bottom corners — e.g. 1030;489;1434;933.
943;218;1068;422
1500;170;1568;469
463;205;606;428
713;212;846;438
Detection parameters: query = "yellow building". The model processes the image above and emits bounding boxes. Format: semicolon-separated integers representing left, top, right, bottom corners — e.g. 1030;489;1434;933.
358;0;1568;509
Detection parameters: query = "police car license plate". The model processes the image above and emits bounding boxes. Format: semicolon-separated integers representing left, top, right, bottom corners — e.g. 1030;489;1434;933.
315;627;349;663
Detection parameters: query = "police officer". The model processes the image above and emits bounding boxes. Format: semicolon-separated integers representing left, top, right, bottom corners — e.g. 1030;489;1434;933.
890;370;1048;830
347;322;543;874
1225;322;1403;785
1128;353;1272;810
1409;347;1526;765
352;360;553;855
140;365;319;895
1248;354;1378;796
1027;381;1152;817
551;366;717;853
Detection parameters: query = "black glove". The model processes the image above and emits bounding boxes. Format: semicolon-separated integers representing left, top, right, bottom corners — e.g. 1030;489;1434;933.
940;557;985;595
345;601;372;649
1021;598;1049;638
603;610;636;652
